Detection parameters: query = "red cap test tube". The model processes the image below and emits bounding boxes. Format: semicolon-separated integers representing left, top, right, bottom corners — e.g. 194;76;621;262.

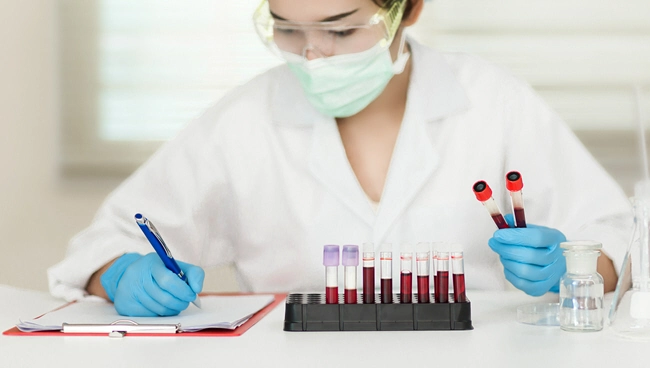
416;242;431;303
451;251;467;303
362;243;375;304
400;244;413;304
323;245;340;304
505;171;527;228
473;180;510;229
342;245;359;304
380;246;393;304
435;251;449;303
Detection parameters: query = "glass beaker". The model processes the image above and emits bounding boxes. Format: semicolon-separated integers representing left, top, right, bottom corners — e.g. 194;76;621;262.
559;241;604;332
609;179;650;340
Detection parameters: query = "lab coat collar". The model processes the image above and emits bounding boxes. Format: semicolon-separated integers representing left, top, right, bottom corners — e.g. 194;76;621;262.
272;38;470;235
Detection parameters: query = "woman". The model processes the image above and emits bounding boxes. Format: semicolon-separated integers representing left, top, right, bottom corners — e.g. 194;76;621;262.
49;0;631;317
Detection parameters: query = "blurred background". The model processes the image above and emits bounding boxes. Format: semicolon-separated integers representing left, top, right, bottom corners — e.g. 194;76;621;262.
1;0;649;293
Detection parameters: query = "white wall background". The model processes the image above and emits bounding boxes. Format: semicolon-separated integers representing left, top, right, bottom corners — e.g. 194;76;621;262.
1;0;649;292
0;1;115;291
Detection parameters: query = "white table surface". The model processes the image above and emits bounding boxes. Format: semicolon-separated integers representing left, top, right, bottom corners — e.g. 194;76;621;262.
0;284;646;368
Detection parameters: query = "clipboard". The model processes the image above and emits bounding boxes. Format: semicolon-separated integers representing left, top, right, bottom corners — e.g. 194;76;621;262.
3;293;285;338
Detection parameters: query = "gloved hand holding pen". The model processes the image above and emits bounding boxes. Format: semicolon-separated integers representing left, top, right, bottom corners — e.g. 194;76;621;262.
488;214;567;296
100;253;205;317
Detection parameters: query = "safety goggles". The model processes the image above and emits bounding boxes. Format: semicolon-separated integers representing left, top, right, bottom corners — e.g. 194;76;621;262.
253;0;407;59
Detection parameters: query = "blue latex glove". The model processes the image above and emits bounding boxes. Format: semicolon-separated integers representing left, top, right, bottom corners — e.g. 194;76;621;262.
488;214;566;296
100;253;205;317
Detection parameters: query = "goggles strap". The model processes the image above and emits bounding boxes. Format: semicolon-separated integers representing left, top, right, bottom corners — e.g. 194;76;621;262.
393;30;410;74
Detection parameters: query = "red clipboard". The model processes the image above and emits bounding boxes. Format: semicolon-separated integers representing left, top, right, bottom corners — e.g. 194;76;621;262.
3;293;286;337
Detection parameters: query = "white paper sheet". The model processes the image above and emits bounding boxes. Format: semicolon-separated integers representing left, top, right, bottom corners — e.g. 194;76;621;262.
17;295;275;333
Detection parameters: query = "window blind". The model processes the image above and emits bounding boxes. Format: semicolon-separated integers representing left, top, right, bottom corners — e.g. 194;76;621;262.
59;0;280;174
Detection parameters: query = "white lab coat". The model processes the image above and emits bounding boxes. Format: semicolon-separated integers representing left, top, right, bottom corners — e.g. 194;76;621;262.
48;39;633;301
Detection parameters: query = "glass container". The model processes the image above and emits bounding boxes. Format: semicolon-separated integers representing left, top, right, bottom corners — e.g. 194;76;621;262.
609;179;650;341
559;241;604;332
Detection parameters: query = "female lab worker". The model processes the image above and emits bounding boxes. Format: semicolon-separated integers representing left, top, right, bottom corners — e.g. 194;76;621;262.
49;0;632;317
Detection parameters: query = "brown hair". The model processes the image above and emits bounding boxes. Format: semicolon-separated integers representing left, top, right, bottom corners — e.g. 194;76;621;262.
372;0;414;19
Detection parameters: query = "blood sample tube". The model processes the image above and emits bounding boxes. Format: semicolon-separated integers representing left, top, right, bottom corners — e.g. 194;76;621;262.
323;245;340;304
416;242;430;303
435;251;449;303
342;245;359;304
400;244;413;304
451;251;467;303
506;171;527;228
473;180;509;229
362;242;375;304
432;250;438;300
380;248;393;304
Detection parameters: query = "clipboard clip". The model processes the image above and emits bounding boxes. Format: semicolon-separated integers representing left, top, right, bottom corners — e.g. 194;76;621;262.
62;319;181;337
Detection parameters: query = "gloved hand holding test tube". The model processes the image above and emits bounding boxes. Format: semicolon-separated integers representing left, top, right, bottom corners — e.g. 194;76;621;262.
474;172;568;296
488;215;567;296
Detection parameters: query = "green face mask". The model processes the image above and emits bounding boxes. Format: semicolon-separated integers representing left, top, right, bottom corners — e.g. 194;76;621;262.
283;38;410;118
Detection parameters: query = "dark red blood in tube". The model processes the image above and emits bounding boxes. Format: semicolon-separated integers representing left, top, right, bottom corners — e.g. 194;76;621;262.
326;287;338;304
514;207;527;228
381;279;393;304
363;267;375;304
453;274;467;303
491;214;510;229
435;271;449;303
344;289;357;304
400;272;412;303
417;275;430;303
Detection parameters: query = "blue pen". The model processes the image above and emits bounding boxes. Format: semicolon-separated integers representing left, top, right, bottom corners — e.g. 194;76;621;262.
134;213;202;309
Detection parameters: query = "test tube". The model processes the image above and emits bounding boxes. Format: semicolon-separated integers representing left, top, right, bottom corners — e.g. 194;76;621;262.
362;243;375;304
505;171;527;228
400;244;413;304
416;242;431;303
473;180;509;229
432;250;438;300
451;251;467;303
435;252;449;303
323;245;340;304
380;246;393;304
342;245;359;304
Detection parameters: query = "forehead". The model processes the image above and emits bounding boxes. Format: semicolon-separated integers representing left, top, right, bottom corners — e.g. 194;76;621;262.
267;0;379;22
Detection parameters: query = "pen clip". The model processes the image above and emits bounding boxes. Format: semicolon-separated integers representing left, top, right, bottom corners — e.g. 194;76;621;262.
145;220;174;259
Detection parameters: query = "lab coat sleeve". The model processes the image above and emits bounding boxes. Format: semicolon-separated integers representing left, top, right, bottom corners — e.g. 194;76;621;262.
48;103;237;301
500;75;633;275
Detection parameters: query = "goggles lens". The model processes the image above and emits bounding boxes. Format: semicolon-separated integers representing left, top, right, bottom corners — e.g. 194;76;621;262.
253;0;406;58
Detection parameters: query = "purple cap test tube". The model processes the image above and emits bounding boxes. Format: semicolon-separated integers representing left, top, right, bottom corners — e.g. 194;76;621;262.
323;245;340;304
342;245;359;266
323;245;340;266
342;245;359;304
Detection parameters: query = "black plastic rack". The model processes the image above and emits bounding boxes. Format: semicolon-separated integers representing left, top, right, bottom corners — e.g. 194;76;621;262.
284;293;473;331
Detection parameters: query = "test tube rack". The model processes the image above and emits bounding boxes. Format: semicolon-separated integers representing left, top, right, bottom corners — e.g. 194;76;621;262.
284;293;473;331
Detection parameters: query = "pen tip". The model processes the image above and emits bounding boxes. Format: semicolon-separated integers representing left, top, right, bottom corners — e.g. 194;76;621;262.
193;297;202;309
